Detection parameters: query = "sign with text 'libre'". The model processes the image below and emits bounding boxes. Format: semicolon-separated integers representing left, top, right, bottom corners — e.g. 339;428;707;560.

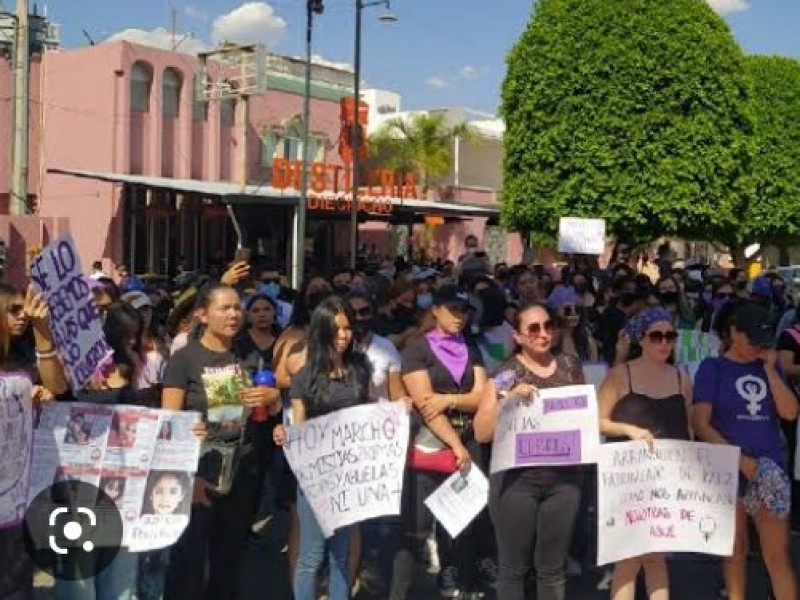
558;217;606;255
283;403;410;537
490;385;600;473
597;440;739;565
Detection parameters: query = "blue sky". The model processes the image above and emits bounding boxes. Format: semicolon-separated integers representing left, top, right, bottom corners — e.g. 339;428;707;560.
36;0;800;115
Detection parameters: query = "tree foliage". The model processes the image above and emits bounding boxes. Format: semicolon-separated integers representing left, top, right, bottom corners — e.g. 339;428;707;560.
735;55;800;249
502;0;753;248
368;113;475;192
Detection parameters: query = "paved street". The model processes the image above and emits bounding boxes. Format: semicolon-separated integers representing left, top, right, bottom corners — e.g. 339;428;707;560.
34;540;796;599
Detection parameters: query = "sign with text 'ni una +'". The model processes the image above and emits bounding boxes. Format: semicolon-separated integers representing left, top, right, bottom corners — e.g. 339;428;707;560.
283;402;410;537
490;385;600;474
28;235;113;390
597;440;739;565
558;217;606;255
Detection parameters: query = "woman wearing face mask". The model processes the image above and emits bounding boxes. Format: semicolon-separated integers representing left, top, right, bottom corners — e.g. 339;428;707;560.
290;297;372;600
393;285;488;600
693;302;798;600
699;280;735;333
656;276;696;330
372;279;420;350
598;308;692;600
162;284;281;600
473;301;585;600
475;284;516;375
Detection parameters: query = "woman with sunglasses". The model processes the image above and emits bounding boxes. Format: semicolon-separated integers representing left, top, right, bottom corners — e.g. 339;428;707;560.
699;280;736;333
598;308;692;600
547;286;599;363
473;301;584;600
394;284;488;600
693;302;798;600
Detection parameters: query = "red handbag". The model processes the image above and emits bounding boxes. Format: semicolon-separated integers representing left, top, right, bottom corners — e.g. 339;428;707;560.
407;447;459;474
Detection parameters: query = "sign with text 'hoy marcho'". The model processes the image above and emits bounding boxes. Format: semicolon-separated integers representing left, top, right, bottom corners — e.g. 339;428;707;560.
558;217;606;255
597;440;740;565
490;385;601;474
284;403;410;537
29;235;113;390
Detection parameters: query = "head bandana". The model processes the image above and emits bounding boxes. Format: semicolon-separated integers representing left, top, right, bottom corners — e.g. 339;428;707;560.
547;286;580;310
624;307;673;343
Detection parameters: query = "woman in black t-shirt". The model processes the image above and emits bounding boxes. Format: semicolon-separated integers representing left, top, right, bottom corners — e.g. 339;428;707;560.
161;284;282;600
474;301;585;600
394;284;488;600
289;296;371;600
236;293;281;367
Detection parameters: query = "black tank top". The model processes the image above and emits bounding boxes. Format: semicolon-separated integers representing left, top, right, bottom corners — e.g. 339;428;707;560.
609;364;690;441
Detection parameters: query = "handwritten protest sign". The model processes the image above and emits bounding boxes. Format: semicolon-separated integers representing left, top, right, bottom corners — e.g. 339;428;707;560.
675;330;720;366
0;374;33;527
490;385;600;474
597;440;739;565
284;403;410;537
558;217;606;255
29;235;112;389
28;402;200;551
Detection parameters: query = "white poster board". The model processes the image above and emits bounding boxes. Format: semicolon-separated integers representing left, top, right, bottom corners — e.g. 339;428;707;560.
29;402;201;552
424;467;489;539
28;235;113;389
0;374;34;527
490;385;600;474
284;402;410;537
597;440;739;565
558;217;606;255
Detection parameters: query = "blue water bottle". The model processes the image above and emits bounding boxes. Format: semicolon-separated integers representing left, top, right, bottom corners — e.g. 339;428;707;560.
251;368;276;422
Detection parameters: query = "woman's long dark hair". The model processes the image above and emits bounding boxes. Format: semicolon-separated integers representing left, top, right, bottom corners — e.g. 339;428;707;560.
103;302;143;382
304;296;371;414
562;318;592;362
245;293;282;337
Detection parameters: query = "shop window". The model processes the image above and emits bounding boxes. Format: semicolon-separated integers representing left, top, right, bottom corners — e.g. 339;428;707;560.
221;98;236;127
131;61;153;113
162;68;182;118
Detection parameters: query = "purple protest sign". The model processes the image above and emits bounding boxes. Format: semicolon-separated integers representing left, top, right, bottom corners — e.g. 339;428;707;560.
543;395;588;414
515;430;581;464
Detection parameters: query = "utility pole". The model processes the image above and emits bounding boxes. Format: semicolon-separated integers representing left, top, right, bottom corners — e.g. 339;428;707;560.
10;0;29;215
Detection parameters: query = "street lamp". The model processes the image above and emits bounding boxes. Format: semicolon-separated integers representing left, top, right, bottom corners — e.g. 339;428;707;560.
349;0;397;269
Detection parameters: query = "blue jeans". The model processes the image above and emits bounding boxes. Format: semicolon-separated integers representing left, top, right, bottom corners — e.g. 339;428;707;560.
54;548;138;600
293;492;351;600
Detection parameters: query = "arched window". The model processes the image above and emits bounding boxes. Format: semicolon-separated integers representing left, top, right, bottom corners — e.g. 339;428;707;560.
162;68;182;118
220;98;236;127
131;61;153;113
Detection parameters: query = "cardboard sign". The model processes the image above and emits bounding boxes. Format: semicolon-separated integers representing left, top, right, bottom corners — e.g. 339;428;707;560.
558;217;606;255
597;440;739;565
490;385;600;473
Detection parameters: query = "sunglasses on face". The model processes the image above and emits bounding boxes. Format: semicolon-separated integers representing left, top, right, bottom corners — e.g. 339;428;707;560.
526;320;555;337
646;330;678;344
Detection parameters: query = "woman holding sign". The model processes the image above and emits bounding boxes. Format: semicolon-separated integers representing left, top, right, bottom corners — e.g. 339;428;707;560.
289;296;371;600
474;301;585;600
598;307;692;600
693;302;798;600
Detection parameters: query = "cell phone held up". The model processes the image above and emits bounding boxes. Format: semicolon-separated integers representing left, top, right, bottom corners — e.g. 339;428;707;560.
233;247;251;264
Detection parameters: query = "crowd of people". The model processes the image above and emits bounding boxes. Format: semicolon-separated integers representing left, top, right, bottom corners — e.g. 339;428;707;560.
2;237;800;600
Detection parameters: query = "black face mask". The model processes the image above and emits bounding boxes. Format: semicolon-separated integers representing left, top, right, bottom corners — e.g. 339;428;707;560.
736;281;747;290
393;304;416;324
353;320;372;342
620;292;638;307
659;291;679;305
334;284;351;295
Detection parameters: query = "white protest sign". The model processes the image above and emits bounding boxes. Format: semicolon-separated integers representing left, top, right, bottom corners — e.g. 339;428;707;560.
28;235;112;389
558;217;606;255
597;440;739;565
284;402;410;537
490;384;600;474
0;374;33;527
424;467;489;539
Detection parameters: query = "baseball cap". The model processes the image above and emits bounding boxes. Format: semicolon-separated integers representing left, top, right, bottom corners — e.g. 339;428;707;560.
432;284;470;310
731;302;775;348
121;291;153;311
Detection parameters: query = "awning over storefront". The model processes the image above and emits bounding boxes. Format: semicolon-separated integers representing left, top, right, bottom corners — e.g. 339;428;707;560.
48;168;501;217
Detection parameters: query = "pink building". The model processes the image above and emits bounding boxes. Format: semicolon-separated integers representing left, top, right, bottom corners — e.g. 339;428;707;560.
1;40;508;284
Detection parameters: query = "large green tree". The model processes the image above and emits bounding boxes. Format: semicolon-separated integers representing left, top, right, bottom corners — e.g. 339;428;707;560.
368;113;474;193
730;55;800;264
502;0;753;248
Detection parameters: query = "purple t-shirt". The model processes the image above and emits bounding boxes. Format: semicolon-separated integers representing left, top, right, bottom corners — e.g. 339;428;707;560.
693;356;785;468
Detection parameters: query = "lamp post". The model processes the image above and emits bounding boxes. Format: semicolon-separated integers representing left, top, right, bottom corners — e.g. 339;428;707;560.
293;0;324;288
349;0;397;269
